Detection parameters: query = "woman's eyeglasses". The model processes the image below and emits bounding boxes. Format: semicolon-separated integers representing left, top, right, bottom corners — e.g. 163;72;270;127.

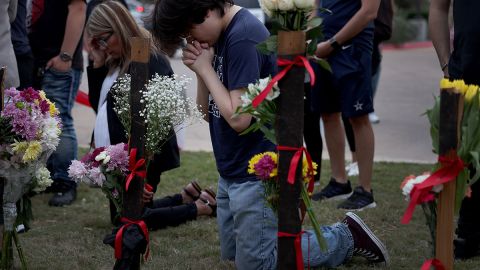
92;32;113;49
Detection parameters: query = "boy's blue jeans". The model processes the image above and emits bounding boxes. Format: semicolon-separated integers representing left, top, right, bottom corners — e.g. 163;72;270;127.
42;68;81;190
217;177;353;269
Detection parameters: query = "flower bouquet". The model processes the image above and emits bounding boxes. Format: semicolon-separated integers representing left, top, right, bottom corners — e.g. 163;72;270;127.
111;74;203;155
425;79;480;211
69;143;130;217
257;0;330;70
248;151;327;250
400;173;441;255
0;87;61;269
234;77;279;143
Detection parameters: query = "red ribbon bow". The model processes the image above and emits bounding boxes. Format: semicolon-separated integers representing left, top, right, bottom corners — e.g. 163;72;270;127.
420;258;446;270
114;217;150;260
277;146;315;193
252;56;315;108
126;148;147;192
401;154;465;224
278;231;309;270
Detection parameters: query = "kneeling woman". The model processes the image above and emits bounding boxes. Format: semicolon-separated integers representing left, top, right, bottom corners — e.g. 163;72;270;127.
85;1;215;227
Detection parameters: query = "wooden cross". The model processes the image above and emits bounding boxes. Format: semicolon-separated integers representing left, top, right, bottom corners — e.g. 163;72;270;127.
435;87;464;270
276;31;306;270
121;37;150;270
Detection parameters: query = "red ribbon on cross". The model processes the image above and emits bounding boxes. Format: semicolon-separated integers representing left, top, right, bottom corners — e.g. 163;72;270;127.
278;231;308;270
277;146;315;193
252;56;315;108
114;217;150;260
401;154;465;224
125;148;147;192
421;258;446;270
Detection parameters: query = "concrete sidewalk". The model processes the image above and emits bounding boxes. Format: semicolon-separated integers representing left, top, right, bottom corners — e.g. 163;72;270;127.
74;47;440;164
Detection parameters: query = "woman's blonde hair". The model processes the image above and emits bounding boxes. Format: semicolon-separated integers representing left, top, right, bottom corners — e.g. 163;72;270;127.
86;1;158;72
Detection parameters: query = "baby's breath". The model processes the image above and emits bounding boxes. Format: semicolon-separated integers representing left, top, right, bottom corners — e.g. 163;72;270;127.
112;73;204;154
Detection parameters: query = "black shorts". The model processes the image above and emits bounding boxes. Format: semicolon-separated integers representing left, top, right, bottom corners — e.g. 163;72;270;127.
310;44;374;118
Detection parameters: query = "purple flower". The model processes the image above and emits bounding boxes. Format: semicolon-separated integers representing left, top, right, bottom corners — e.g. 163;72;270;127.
68;160;88;182
20;87;40;102
39;100;50;114
105;143;129;173
254;155;276;180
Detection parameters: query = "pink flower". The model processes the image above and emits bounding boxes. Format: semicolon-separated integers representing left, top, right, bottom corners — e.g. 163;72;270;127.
68;160;88;181
105;143;129;173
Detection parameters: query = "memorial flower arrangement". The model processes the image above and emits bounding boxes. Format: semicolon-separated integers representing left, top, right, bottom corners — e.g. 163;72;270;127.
257;0;330;62
400;173;440;255
0;87;61;269
248;151;327;249
425;79;480;211
234;77;279;143
111;74;203;155
68;143;130;216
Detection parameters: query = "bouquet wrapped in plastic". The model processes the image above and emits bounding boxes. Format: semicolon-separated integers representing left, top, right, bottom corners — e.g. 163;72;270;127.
0;87;61;268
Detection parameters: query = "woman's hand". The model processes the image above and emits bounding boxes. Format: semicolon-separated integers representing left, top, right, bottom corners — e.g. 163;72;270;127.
143;187;154;203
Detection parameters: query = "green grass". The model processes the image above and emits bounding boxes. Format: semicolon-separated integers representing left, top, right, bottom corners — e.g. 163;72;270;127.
15;151;480;269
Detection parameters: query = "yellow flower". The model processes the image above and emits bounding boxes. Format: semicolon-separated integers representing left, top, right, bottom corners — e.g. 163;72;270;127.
39;90;46;100
302;158;318;183
248;153;264;174
465;84;478;102
453;80;467;94
23;141;42;162
11;141;29;154
49;103;58;117
440;78;454;90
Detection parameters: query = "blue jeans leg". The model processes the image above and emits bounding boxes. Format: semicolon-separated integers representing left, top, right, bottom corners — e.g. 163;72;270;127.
302;223;354;268
217;178;277;270
42;68;81;190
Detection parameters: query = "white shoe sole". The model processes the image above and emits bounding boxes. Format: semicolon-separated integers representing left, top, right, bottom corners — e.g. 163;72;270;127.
346;212;390;266
324;192;353;201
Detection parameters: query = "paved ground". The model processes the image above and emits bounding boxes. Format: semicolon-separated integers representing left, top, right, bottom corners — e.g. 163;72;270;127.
74;46;440;164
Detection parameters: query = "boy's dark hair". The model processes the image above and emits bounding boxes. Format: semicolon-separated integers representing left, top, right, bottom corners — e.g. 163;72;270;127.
151;0;234;51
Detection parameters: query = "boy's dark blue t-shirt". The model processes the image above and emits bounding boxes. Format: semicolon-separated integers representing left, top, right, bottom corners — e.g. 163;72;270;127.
319;0;374;50
209;8;276;181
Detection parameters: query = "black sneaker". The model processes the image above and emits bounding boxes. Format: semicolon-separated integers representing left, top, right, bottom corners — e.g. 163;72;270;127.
343;212;389;265
48;188;77;207
337;186;376;210
312;177;352;201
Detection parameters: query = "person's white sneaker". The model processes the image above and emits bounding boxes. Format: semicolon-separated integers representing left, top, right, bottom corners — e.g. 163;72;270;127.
346;162;359;177
369;112;380;124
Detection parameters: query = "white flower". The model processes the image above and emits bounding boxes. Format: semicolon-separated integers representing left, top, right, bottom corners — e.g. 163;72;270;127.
33;166;54;193
277;0;294;11
293;0;314;10
401;173;442;201
266;84;280;101
95;151;107;161
103;155;111;164
258;77;271;91
259;0;278;13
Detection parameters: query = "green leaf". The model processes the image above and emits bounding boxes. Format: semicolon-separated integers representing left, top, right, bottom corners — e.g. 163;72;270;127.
306;39;318;56
306;25;323;41
307;17;323;29
310;57;332;73
256;35;278;55
455;169;469;213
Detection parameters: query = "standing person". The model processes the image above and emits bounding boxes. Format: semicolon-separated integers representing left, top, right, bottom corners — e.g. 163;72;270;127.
29;0;86;206
1;0;19;89
368;0;394;124
430;0;480;260
151;0;388;268
311;0;380;211
85;1;180;223
11;0;33;90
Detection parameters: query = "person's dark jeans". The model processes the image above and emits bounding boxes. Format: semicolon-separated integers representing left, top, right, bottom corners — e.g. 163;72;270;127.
41;68;81;191
142;194;197;230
